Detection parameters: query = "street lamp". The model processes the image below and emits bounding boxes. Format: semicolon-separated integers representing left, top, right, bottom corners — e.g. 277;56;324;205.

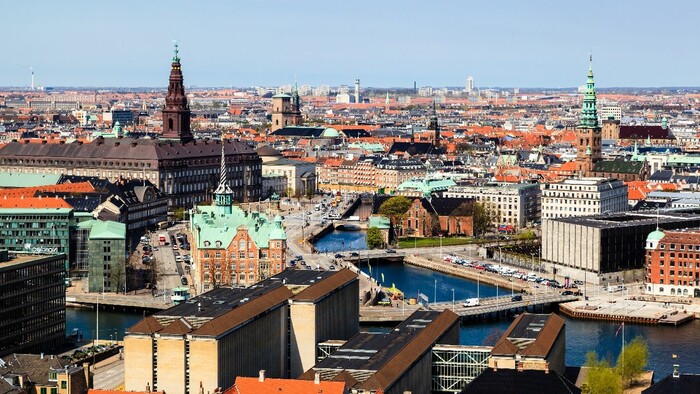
434;279;437;305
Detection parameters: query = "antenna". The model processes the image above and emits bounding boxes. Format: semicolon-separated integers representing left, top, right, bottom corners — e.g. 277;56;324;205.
30;67;35;91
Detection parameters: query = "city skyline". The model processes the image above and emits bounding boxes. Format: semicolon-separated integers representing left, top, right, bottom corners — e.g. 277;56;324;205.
3;1;700;88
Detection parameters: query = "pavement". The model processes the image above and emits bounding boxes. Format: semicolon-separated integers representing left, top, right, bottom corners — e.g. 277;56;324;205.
92;353;125;390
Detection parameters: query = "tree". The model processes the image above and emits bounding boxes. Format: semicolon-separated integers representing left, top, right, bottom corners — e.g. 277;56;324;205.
583;351;622;394
616;336;649;388
378;196;413;241
472;202;499;236
173;207;186;221
366;227;384;249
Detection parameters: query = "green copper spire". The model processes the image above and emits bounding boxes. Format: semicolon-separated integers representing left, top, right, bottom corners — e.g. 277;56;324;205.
172;40;180;63
579;52;598;129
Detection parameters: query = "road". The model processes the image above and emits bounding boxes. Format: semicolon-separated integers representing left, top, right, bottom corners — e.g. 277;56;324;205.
93;355;125;390
149;224;191;297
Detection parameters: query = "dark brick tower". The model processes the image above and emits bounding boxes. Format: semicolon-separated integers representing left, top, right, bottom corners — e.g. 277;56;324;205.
161;42;193;143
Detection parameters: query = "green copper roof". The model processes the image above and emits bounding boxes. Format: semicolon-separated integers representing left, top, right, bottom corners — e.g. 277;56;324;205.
272;93;291;98
191;204;285;249
646;229;665;241
397;178;456;197
87;220;126;240
0;171;61;188
322;127;341;138
579;54;599;129
667;155;700;164
348;142;385;152
269;215;286;240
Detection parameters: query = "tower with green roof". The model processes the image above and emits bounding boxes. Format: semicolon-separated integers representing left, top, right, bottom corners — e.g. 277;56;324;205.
576;53;602;175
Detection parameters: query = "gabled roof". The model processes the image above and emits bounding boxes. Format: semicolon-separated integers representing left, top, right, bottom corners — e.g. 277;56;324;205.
126;316;164;335
0;196;72;209
491;313;565;358
619;125;670;140
291;268;357;303
642;373;700;393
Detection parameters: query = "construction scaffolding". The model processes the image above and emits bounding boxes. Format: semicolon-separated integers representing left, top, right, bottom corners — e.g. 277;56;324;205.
432;345;492;393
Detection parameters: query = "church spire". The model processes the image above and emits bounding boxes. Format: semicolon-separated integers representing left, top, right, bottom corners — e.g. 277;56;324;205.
161;41;193;143
580;52;599;129
214;141;234;212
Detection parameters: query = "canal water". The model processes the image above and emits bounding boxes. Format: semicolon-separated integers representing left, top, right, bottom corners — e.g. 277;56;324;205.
65;230;700;380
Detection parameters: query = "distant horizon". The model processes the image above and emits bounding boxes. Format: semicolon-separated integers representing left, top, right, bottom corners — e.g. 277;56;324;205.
4;1;700;87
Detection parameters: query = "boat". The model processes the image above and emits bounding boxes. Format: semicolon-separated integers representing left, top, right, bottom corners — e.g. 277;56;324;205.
171;286;191;305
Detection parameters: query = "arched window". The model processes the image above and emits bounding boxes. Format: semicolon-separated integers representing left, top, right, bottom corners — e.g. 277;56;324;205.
275;119;279;126
683;289;688;296
671;288;676;295
168;118;174;130
204;252;210;258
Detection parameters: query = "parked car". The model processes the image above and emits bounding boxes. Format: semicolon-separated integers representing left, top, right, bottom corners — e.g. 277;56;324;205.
329;265;336;270
511;295;523;302
334;253;345;258
386;249;396;254
350;252;360;257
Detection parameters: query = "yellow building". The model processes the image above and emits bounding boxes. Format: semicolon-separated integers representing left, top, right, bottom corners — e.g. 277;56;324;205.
124;269;358;394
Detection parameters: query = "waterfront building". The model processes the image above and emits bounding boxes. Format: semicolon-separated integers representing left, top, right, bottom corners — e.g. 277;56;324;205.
75;220;126;293
0;353;91;394
0;253;67;357
644;227;700;297
403;196;474;237
542;209;700;285
541;178;628;219
301;310;459;394
124;269;359;394
444;183;540;229
190;149;287;291
0;45;262;207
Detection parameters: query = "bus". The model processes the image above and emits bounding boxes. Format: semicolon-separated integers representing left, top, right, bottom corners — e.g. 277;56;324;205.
157;221;169;230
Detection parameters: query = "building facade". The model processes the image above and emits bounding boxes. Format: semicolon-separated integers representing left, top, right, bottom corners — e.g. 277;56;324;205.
124;269;359;394
190;148;286;292
0;253;67;357
79;220;127;293
261;158;316;197
444;183;540;228
270;91;302;132
644;228;700;298
575;57;602;176
541;178;628;220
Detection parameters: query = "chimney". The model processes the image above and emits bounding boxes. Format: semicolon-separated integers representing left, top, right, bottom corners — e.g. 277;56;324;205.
544;361;549;374
314;372;320;384
40;353;44;359
258;370;265;382
492;361;497;372
673;364;680;378
146;382;151;392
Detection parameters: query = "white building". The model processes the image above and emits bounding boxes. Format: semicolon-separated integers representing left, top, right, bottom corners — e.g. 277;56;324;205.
444;183;540;229
541;178;628;220
600;105;622;121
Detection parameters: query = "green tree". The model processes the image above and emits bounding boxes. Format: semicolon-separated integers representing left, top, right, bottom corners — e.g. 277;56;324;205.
173;207;186;221
378;196;413;241
583;351;622;394
616;336;649;388
366;227;384;249
472;202;499;236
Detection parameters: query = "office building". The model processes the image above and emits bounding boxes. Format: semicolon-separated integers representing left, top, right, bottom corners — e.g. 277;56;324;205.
645;227;700;298
541;178;627;220
301;310;459;394
76;220;126;293
0;253;67;357
542;209;700;285
445;183;540;228
124;269;359;394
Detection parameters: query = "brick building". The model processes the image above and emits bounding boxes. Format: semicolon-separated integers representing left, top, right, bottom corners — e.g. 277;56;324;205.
644;227;700;298
404;197;474;237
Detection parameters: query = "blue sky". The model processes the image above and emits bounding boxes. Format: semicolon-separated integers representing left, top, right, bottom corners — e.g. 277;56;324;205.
3;0;699;88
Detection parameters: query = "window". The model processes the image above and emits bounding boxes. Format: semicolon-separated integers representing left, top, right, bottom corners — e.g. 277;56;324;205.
215;251;221;259
61;381;67;389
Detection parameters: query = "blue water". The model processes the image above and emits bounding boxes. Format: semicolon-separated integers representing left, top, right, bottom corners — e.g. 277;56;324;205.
359;259;700;379
313;229;366;253
67;226;700;380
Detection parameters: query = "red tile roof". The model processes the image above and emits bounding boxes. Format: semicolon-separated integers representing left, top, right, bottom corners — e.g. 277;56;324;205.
0;196;72;209
226;377;347;394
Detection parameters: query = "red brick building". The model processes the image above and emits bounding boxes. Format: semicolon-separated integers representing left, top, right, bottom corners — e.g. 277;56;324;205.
644;228;700;298
403;196;474;237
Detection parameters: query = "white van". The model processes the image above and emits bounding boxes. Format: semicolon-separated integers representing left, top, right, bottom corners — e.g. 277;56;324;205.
462;298;480;307
607;285;626;293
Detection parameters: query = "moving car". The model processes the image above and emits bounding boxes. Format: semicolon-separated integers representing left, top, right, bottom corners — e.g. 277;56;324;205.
462;298;480;307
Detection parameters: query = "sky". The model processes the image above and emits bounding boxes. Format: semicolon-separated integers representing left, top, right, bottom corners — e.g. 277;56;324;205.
3;0;700;88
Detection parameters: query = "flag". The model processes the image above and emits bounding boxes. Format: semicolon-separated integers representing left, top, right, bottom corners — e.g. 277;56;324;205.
381;273;385;283
615;322;624;337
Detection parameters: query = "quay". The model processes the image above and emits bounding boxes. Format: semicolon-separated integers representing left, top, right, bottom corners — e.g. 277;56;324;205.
559;296;697;326
360;293;577;323
67;293;169;312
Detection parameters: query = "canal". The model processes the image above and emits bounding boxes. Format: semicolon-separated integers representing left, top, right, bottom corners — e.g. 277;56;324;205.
65;229;700;380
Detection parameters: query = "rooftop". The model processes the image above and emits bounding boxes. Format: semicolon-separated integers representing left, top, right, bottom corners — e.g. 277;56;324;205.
491;313;564;358
550;208;700;229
